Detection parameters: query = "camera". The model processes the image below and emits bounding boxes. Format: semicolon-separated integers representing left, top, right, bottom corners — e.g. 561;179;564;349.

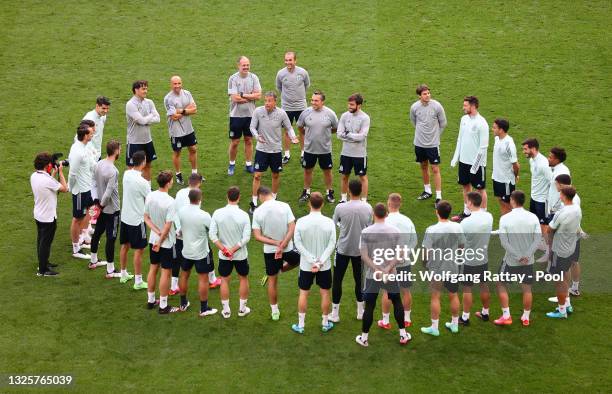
51;153;69;168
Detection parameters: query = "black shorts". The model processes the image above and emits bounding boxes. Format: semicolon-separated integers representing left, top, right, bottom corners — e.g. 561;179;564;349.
414;146;441;164
264;250;300;276
72;191;94;219
499;260;534;284
254;150;283;173
126;141;157;166
119;221;147;249
493;180;515;203
529;199;547;224
149;244;177;269
339;155;367;176
461;263;488;286
458;162;486;189
170;132;197;152
182;251;215;274
229;117;252;139
218;258;249;277
286;110;303;124
302;152;333;170
547;253;573;275
298;269;332;290
395;265;412;288
363;277;402;296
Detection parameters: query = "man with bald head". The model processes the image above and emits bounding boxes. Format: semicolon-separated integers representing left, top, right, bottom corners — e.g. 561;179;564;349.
164;76;198;185
276;51;310;164
227;56;262;176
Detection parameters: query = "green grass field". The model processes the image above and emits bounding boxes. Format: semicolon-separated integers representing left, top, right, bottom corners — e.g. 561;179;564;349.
1;1;612;392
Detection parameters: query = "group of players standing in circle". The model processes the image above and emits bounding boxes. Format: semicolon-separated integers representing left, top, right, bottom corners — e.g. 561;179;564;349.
30;51;584;347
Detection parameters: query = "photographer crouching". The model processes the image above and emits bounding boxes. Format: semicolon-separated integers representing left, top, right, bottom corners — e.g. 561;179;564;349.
31;152;68;276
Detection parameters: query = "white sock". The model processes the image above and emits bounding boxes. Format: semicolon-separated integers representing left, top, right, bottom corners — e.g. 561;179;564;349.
147;292;155;303
106;262;115;274
357;301;364;315
558;304;566;314
341;193;347;201
431;319;439;330
271;304;279;314
298;312;305;328
160;296;168;309
191;168;197;174
502;307;510;318
300;150;304;157
522;309;531;320
171;277;179;290
399;328;407;337
404;310;411;322
464;204;471;215
361;332;368;341
322;314;328;326
571;281;579;290
424;184;432;194
239;298;247;311
209;271;217;283
245;161;252;166
176;171;181;176
121;269;128;278
382;313;390;325
90;252;98;264
481;307;489;315
462;312;470;320
72;242;81;253
135;274;143;285
451;315;459;325
332;303;340;316
272;193;277;200
222;299;230;312
252;196;258;206
436;190;442;200
306;188;311;194
284;150;290;157
229;160;236;165
565;296;571;307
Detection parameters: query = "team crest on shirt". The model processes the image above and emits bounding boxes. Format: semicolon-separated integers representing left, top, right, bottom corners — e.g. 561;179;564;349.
296;74;304;82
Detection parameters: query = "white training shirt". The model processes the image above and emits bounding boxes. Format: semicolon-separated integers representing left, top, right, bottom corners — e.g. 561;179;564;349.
385;212;418;267
209;204;251;261
173;187;192;238
498;207;542;266
547;162;570;214
492;135;518;184
529;153;552;203
452;113;489;167
252;199;295;253
460;210;493;266
31;171;61;222
294;211;336;271
177;204;211;260
121;169;151;226
68;139;96;195
422;221;466;273
549;204;582;258
145;190;176;248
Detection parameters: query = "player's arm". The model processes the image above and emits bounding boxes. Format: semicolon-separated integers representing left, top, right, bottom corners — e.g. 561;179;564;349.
330;112;339;134
243;76;262;101
319;223;337;266
228;78;249;103
156;220;173;247
252;228;280;246
165;96;183;121
184;92;197;115
100;171;117;208
450;126;462;167
293;224;316;265
345;116;370;141
249;116;262;141
275;72;282;93
470;122;489;174
409;105;417;127
55;163;68;192
437;104;448;132
283;112;298;142
126;101;154;125
144;213;161;237
148;101;161;124
235;218;252;252
524;222;543;262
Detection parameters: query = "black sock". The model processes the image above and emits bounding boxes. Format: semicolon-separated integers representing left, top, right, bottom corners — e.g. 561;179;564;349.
200;300;208;312
180;295;187;306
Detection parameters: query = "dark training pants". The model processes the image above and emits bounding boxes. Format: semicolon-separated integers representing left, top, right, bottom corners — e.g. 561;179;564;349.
362;291;403;334
332;253;363;304
36;220;57;273
90;212;119;263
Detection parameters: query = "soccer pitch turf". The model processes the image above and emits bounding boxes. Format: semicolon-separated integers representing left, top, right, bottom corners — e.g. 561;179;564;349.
1;1;611;392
